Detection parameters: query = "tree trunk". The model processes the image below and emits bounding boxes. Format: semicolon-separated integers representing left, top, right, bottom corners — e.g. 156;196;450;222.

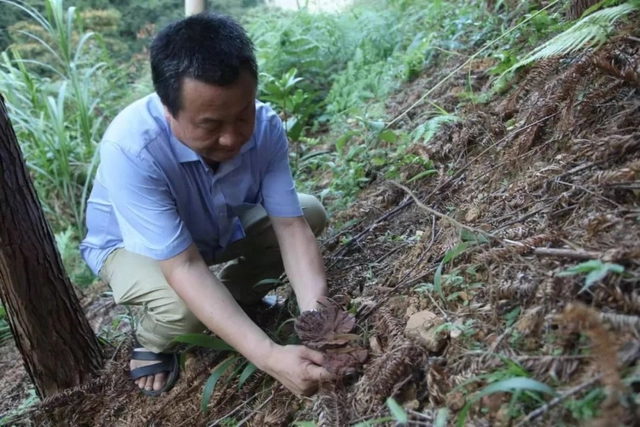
185;0;205;16
0;95;103;398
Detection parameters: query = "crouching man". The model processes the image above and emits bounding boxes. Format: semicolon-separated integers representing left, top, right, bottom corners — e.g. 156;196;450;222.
79;12;334;397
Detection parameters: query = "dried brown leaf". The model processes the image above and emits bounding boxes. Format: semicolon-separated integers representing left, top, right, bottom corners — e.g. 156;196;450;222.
294;300;356;349
562;302;627;411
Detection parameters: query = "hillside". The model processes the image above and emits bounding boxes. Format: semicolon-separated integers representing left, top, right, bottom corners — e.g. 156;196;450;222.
1;0;639;426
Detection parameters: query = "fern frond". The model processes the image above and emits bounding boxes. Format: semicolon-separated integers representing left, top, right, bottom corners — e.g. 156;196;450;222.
412;114;459;144
512;3;638;70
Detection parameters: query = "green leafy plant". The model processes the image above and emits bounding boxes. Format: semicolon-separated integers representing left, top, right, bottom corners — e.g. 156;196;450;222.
0;0;123;288
172;333;259;413
434;407;450;427
451;357;557;426
557;259;625;293
352;397;409;426
562;386;606;421
260;68;316;143
433;242;471;299
411;114;460;145
293;397;408;427
456;377;557;426
510;2;640;70
0;387;39;425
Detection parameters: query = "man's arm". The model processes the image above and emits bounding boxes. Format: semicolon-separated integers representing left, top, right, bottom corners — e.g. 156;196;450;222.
158;243;333;396
270;215;327;312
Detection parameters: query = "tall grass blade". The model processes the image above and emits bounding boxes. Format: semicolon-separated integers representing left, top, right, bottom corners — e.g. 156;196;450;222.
238;362;258;389
201;356;239;413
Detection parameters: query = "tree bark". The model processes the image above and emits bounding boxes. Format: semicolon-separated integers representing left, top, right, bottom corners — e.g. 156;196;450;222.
0;95;103;398
185;0;205;15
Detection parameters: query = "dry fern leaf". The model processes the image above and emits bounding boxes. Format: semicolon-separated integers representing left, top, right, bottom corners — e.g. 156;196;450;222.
562;302;625;395
600;312;640;334
376;306;408;345
568;0;603;20
294;299;369;376
592;46;640;86
357;342;423;403
294;299;357;349
475;233;557;263
317;383;348;427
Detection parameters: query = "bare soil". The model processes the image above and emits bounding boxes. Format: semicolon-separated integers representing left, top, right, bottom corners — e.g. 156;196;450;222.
2;17;640;427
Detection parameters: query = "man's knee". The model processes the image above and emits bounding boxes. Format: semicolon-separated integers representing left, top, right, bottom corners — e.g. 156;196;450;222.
298;193;328;236
155;295;203;335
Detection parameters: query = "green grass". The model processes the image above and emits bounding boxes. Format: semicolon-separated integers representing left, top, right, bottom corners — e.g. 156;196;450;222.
0;0;127;286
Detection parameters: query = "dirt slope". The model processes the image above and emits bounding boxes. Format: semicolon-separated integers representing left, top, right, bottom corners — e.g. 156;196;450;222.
2;15;640;427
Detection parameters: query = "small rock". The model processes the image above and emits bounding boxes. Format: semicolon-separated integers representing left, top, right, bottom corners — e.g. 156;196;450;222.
405;304;420;319
404;310;448;353
404;399;420;411
450;326;463;339
479;223;493;232
446;391;465;411
515;306;544;335
465;206;481;222
369;335;382;355
482;392;505;412
388;296;407;316
184;352;196;373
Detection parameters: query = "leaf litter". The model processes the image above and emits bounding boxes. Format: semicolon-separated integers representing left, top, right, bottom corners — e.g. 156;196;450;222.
1;11;640;427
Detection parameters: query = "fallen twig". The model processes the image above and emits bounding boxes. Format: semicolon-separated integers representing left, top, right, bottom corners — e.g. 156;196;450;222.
515;376;602;426
109;337;127;363
397;215;438;285
532;247;603;260
493;206;547;232
232;394;274;427
327;199;414;269
392;181;504;244
321;219;365;247
555;161;602;180
208;394;259;426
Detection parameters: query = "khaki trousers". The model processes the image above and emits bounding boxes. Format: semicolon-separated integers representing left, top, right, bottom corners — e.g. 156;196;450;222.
98;193;327;353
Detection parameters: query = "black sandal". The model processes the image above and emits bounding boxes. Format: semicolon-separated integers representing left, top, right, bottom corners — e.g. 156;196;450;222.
129;346;180;397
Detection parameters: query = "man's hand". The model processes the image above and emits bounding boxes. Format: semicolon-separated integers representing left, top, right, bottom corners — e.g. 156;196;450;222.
160;244;334;397
262;344;335;396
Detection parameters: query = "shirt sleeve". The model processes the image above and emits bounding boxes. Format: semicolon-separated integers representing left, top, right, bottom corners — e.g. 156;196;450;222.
260;118;303;217
98;140;193;260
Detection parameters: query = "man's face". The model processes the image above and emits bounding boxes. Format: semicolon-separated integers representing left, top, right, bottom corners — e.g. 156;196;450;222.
165;71;257;163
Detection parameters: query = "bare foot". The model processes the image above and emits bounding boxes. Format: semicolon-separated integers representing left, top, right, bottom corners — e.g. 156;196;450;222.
131;347;168;392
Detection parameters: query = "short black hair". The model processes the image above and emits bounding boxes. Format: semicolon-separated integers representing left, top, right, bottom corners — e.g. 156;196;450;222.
149;13;258;117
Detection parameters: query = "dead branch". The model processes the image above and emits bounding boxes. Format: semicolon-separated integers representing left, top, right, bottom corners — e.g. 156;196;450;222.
392;181;504;243
327;199;414;269
532;247;603;260
233;394;274;427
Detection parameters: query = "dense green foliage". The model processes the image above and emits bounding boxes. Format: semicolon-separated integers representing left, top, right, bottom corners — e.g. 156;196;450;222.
1;0;264;58
1;0;617;292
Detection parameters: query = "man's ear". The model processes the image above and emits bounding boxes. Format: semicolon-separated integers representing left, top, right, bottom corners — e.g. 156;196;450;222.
163;105;173;123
